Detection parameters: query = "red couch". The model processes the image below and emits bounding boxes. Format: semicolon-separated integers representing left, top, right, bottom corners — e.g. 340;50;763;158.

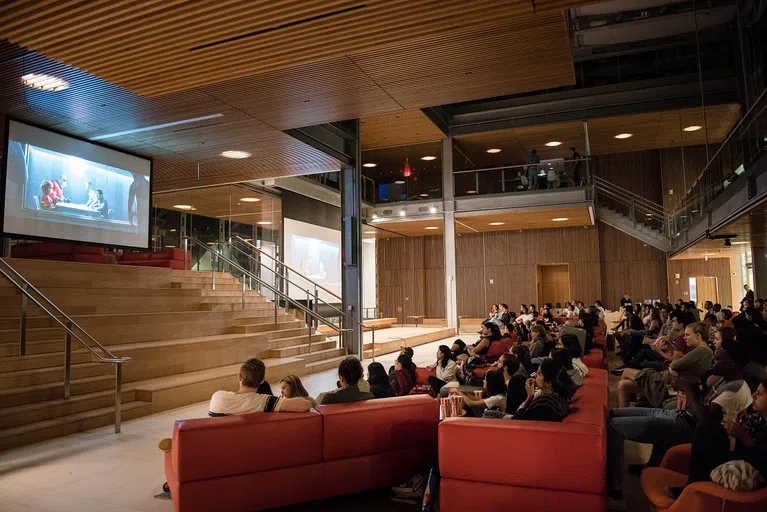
164;394;439;512
11;241;110;264
116;247;189;270
438;369;608;512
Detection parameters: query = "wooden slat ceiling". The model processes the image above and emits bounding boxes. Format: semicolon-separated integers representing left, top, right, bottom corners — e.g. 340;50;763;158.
454;104;742;169
361;110;445;149
365;205;592;237
152;185;282;228
0;1;580;99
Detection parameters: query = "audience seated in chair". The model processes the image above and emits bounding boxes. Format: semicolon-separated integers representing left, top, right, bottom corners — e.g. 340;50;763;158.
389;354;417;396
426;345;458;397
317;357;374;405
366;362;396;399
279;374;316;408
509;357;571;422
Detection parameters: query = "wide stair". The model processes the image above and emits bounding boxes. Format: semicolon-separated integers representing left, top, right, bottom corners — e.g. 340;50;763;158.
0;259;347;451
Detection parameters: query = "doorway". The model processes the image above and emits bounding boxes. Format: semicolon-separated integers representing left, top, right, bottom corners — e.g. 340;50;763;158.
537;264;571;308
690;276;718;308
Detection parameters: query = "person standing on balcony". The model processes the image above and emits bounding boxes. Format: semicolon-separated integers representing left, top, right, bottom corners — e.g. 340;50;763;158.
569;147;582;186
742;284;755;311
526;149;540;190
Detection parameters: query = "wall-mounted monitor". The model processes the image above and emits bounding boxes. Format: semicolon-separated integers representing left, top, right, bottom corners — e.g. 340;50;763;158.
283;218;342;300
2;119;152;249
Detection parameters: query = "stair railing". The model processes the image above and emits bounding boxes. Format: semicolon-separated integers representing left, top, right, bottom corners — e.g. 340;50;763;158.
182;236;369;357
593;176;674;240
0;258;130;433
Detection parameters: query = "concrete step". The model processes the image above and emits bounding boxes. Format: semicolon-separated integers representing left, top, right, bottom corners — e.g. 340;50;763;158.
305;354;348;374
229;319;303;334
266;338;334;358
0;350;91;373
0;400;151;452
301;347;346;364
0;362;111;390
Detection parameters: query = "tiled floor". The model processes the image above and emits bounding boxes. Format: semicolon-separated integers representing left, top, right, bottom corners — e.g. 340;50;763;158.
0;336;459;512
0;333;653;512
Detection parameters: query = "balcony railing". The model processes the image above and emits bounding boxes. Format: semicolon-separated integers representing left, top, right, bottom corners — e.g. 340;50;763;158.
453;158;591;197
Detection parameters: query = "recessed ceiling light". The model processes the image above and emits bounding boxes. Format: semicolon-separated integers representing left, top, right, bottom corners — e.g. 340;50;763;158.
645;213;653;217
425;226;439;230
731;241;748;245
552;217;569;222
221;150;251;159
545;141;562;147
683;125;702;132
21;73;69;92
419;193;429;197
466;190;476;194
165;245;176;248
173;204;194;210
614;133;633;139
421;156;436;161
240;197;261;203
486;148;502;154
363;163;377;168
372;214;378;219
489;222;505;226
169;229;176;233
429;206;437;214
257;221;272;225
395;180;405;184
399;209;406;217
364;230;376;234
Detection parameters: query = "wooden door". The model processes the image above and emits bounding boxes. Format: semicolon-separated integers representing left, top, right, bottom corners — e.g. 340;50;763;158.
537;264;570;307
695;276;718;309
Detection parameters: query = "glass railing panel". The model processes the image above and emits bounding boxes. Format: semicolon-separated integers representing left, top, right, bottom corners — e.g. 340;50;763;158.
453;159;590;198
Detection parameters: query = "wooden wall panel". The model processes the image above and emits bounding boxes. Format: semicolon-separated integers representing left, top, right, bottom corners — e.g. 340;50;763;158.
375;235;445;322
599;224;668;310
593;150;663;206
667;258;734;309
659;145;713;210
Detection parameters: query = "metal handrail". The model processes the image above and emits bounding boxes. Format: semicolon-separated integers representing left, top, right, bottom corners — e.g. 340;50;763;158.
595;184;669;222
183;236;354;342
222;240;347;320
0;258;129;433
453;157;590;175
593;176;668;216
232;236;341;302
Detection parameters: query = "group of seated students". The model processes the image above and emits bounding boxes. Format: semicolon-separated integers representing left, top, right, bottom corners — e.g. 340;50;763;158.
605;296;767;507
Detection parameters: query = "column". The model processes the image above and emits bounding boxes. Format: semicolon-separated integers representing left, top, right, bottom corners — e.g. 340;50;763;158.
752;247;767;300
341;119;363;357
442;137;458;329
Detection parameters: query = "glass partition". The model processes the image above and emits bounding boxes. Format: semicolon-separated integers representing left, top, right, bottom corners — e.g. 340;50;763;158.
362;141;443;203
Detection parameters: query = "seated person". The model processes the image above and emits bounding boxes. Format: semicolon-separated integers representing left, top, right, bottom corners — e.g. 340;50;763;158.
209;358;313;416
529;325;555;360
51;173;70;202
541;304;554;323
565;303;577;318
458;321;501;362
606;340;753;504
664;378;767;500
549;347;583;388
389;354;416;396
84;179;98;208
366;362;396;399
93;189;109;218
450;339;467;360
510;357;571;422
559;318;587;355
279;374;316;408
511;344;533;375
558;333;589;381
427;345;458;397
40;180;57;209
452;369;507;416
317;357;374;404
618;320;712;408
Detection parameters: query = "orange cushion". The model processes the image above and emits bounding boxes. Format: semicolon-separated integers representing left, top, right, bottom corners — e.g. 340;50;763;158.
415;367;435;386
641;467;687;510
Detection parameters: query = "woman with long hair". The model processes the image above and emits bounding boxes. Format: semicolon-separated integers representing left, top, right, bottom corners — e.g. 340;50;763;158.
367;362;396;399
453;369;508;415
511;358;571;421
280;374;316;407
389;354;416;396
426;345;458;397
459;320;501;361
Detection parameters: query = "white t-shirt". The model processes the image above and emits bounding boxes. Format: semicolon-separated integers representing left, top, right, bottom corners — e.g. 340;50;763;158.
484;393;506;411
209;391;283;416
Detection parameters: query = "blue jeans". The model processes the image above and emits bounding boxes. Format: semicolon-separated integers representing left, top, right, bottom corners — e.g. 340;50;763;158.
607;407;695;493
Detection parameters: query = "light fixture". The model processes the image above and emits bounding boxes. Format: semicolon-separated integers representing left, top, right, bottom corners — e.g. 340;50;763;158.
399;209;406;217
425;226;439;230
90;113;224;141
731;241;749;245
489;222;505;226
645;213;653;217
552;217;569;222
21;73;69;92
364;231;376;234
165;245;176;248
421;156;436;161
169;229;176;233
395;180;405;184
614;133;633;139
173;204;194;210
257;221;272;225
486;148;502;154
683;125;702;132
403;158;411;178
545;141;562;147
429;206;437;214
240;197;261;203
419;193;429;198
221;150;251;159
372;214;378;219
466;190;476;194
363;163;377;168
372;218;385;223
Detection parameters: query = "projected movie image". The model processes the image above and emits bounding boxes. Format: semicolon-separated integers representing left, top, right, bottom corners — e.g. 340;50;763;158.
283;218;342;300
4;120;151;249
